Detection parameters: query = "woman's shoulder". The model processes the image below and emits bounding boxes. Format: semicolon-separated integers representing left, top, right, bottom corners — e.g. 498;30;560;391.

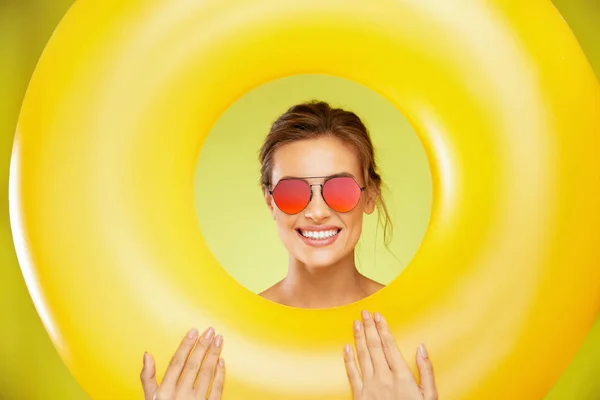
258;281;284;302
362;276;385;296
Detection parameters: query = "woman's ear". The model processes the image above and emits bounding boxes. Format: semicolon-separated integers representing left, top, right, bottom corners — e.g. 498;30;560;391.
364;188;377;215
263;185;276;220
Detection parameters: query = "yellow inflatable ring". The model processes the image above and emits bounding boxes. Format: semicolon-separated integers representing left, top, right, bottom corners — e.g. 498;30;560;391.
9;0;600;399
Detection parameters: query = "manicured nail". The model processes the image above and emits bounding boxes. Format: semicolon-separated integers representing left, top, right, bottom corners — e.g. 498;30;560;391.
374;312;382;323
205;327;215;340
361;310;370;320
214;334;223;348
187;328;199;339
344;344;352;354
353;320;361;332
418;343;429;359
219;358;225;367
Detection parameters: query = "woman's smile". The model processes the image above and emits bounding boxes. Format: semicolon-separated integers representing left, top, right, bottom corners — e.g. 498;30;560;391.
296;225;342;247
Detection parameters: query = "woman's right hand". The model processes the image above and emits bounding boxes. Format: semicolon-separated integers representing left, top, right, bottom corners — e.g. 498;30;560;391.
140;327;225;400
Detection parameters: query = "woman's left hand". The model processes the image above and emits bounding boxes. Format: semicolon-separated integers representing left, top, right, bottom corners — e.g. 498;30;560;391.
343;311;438;400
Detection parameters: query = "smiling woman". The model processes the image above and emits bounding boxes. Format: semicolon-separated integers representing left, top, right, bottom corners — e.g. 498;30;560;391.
258;101;391;309
140;100;439;400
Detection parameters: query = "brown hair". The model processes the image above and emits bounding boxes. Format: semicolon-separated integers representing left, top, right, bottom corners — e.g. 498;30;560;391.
258;100;393;245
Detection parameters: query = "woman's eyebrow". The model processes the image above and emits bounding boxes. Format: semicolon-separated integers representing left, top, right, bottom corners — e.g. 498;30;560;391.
278;172;355;180
328;172;355;178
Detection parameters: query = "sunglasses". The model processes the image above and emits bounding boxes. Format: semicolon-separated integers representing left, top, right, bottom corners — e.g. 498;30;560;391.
268;175;366;215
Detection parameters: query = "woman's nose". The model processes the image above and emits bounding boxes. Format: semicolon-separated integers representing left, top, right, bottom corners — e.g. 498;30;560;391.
304;185;330;221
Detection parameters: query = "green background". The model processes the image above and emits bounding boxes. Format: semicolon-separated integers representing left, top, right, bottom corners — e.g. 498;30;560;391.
1;1;599;398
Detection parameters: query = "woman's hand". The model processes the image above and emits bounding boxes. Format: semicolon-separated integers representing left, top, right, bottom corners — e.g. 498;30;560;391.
343;311;438;400
140;327;225;400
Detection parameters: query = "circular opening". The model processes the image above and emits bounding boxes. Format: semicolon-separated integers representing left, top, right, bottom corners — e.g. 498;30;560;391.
194;74;432;296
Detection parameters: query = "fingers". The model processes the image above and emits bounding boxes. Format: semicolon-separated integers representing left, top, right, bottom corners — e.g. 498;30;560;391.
353;318;374;378
207;358;226;400
343;344;363;397
373;312;411;375
160;328;201;391
177;327;215;390
194;334;224;398
416;344;438;400
140;352;158;400
360;310;389;374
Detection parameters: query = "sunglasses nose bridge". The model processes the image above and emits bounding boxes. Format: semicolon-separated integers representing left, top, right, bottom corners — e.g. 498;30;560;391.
308;183;324;202
305;183;329;212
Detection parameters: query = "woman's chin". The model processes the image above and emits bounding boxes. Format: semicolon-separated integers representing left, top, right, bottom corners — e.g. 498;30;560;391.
296;251;345;269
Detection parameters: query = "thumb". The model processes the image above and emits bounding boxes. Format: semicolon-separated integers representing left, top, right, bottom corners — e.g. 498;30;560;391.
416;344;438;400
140;352;159;400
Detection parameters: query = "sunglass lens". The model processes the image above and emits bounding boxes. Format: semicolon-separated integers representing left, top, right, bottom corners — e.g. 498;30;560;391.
323;177;362;212
272;179;310;214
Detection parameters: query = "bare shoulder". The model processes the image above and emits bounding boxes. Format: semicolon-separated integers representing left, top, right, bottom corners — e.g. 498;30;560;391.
258;280;284;302
362;276;385;296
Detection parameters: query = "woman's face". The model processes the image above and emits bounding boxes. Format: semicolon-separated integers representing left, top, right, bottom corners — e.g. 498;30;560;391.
264;136;376;269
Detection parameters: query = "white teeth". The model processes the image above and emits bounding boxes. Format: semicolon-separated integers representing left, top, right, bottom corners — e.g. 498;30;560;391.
300;229;339;239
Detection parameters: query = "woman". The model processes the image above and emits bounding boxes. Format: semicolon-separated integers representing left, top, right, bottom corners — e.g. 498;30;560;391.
140;101;438;400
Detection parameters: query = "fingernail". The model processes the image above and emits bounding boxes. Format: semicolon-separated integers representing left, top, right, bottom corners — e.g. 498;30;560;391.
143;352;148;366
214;334;223;348
344;344;352;354
205;327;215;340
187;328;198;339
219;358;225;367
418;343;429;359
374;312;381;323
353;320;361;332
361;310;370;320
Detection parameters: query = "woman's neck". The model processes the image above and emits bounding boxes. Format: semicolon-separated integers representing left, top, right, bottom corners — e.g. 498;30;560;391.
277;252;371;309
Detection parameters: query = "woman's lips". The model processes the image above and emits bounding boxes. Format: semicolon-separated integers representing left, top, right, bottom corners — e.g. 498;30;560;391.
296;228;341;247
